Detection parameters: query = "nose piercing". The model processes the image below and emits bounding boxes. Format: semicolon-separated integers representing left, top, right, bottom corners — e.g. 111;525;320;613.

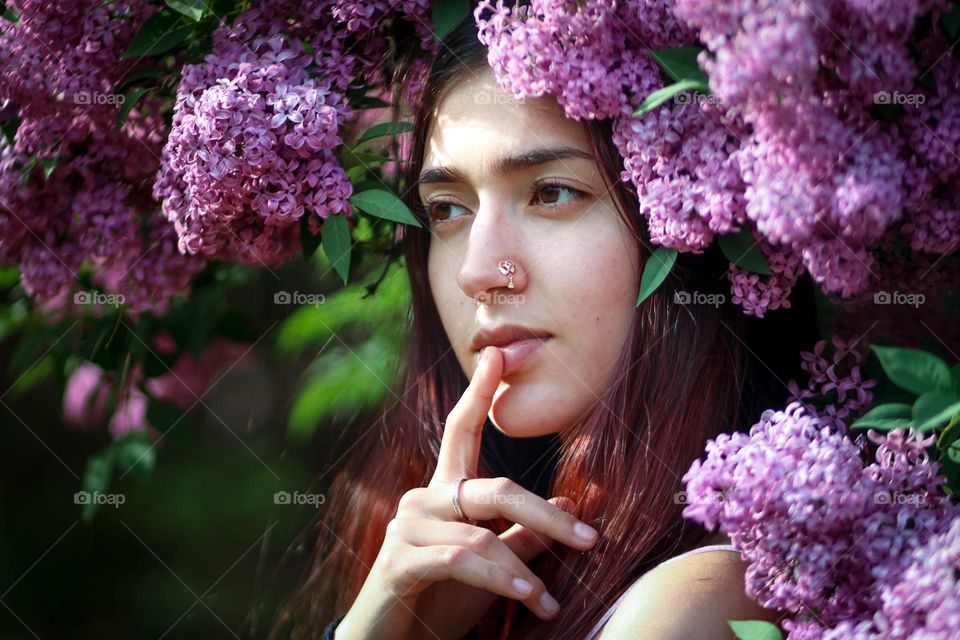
497;259;516;289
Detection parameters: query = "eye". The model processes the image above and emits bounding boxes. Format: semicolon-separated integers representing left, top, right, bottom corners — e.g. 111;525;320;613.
423;199;470;225
531;182;585;207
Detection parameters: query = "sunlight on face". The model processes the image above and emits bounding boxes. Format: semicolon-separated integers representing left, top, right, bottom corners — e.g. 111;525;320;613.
421;67;642;438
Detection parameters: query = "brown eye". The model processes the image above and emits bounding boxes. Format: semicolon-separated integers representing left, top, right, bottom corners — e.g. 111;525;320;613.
426;201;469;223
534;184;582;206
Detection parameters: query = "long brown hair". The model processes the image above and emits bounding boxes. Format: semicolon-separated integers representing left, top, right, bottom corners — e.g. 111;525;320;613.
272;12;819;640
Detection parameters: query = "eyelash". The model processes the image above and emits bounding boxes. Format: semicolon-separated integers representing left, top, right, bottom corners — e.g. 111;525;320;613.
421;181;587;227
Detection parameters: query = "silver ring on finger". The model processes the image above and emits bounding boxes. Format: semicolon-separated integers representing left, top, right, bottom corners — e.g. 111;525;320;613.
452;478;477;524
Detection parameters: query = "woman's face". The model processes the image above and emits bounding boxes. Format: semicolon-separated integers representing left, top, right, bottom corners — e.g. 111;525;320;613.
420;67;642;438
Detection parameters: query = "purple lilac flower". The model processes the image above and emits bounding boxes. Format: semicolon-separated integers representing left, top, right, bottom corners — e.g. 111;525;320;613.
683;337;959;636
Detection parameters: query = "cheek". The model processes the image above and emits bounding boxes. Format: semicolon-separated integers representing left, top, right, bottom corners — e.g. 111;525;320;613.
552;224;639;378
428;244;472;349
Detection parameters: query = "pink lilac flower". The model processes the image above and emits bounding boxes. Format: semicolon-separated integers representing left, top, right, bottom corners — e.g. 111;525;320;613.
153;3;360;266
62;336;255;439
683;336;958;636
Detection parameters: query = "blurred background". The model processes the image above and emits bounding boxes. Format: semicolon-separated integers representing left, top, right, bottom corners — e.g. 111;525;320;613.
0;249;410;639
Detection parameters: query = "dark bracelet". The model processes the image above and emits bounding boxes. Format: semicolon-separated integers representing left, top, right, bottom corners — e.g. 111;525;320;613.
321;613;346;640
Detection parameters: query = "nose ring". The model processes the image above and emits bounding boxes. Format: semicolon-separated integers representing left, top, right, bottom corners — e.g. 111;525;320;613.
497;259;516;289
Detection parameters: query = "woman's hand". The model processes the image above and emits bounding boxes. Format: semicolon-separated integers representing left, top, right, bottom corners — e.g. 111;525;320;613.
336;346;600;640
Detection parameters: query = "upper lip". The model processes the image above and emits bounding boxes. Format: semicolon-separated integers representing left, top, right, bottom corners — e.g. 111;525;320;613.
470;324;551;352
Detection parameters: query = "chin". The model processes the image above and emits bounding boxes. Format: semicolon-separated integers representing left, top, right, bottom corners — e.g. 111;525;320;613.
488;382;566;438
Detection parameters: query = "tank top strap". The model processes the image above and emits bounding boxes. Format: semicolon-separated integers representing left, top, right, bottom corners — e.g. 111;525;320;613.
582;544;740;640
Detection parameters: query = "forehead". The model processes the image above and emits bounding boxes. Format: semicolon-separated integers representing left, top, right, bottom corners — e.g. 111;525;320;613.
422;68;591;172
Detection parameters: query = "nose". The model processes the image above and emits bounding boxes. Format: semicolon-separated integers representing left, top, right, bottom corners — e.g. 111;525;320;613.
456;204;527;302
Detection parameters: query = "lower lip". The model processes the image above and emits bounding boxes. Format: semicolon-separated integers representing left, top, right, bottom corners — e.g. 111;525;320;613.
495;337;548;376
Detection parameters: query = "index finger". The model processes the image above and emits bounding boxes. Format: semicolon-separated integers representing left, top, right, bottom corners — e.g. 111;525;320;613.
432;346;503;484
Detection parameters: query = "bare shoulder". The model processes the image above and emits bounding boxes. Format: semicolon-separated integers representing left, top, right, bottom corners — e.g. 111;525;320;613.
596;547;785;640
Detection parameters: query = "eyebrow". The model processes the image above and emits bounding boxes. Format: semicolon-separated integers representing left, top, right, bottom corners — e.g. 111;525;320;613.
417;146;595;185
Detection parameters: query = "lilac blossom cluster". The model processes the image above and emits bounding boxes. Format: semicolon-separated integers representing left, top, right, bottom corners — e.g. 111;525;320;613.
153;0;434;266
474;0;960;317
682;339;960;638
64;334;253;440
0;0;204;313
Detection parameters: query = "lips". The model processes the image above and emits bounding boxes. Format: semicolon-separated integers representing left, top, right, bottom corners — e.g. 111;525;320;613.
496;337;549;375
471;324;551;376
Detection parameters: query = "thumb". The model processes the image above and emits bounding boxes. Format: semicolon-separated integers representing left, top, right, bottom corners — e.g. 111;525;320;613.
499;497;577;564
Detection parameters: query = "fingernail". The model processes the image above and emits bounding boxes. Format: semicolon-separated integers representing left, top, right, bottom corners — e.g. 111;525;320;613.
512;577;533;596
540;592;560;616
574;522;598;543
482;346;491;361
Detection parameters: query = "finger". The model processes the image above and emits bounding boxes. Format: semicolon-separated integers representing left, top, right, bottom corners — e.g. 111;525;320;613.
432;346;503;484
406;545;560;619
392;518;559;618
423;478;599;550
500;497;572;563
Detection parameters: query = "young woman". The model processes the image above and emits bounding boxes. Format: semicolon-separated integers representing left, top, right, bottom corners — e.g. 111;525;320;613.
274;16;817;640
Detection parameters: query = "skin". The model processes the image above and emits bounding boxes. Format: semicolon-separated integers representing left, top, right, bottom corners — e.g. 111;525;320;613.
419;67;642;439
336;67;783;640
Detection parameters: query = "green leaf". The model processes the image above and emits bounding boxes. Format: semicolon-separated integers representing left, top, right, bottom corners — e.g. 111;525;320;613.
113;431;156;483
1;115;19;145
115;66;165;91
636;246;678;306
6;354;54;399
146;398;187;432
870;345;952;395
851;402;914;431
116;86;154;132
123;11;194;58
728;620;783;640
287;340;393;441
951;363;960;394
914;391;960;432
432;0;470;42
633;79;709;115
165;0;206;21
0;1;19;22
355;121;414;145
300;215;322;261
717;227;774;276
349;189;422;227
321;214;352;284
20;154;37;185
39;155;58;180
650;46;708;83
943;4;960;38
79;445;116;524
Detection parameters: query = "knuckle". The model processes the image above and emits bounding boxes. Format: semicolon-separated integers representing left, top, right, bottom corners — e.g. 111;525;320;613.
441;546;468;568
469;528;499;552
378;543;405;577
396;489;422;513
491;476;516;494
484;561;504;585
384;518;406;540
548;507;574;530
